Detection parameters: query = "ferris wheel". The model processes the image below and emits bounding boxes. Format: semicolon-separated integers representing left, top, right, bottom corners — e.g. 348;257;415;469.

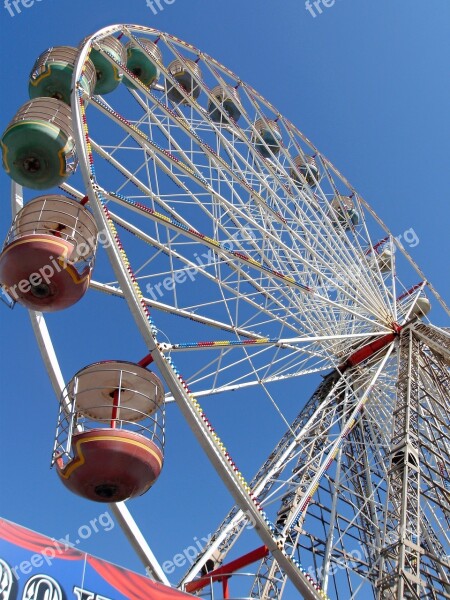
1;23;449;600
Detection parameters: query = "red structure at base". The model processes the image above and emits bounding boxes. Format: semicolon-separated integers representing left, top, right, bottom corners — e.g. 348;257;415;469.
186;545;269;598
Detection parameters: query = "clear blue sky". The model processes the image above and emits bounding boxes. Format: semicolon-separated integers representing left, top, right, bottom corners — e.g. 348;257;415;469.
0;0;449;591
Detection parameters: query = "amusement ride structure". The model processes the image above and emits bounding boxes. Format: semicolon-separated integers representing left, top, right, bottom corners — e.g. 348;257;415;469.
0;24;449;600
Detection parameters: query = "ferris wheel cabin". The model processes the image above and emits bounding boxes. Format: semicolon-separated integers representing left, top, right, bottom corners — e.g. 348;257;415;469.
86;35;126;95
252;118;282;158
291;154;320;188
166;58;202;103
1;97;78;190
330;195;360;230
208;85;242;124
124;38;162;89
53;361;165;502
28;46;96;105
377;247;393;273
410;295;431;318
0;195;97;311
